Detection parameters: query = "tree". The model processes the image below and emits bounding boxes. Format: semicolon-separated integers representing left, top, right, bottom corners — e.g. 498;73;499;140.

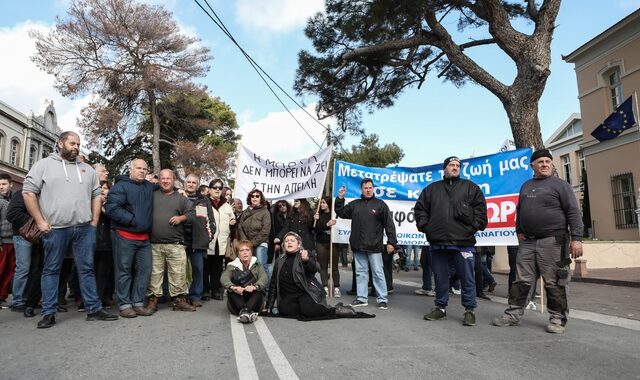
295;0;561;149
30;0;211;173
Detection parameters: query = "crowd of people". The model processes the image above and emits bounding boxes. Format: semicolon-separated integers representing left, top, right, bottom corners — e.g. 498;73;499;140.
0;132;584;334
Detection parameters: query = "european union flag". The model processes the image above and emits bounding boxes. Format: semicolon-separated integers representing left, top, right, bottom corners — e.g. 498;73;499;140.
591;96;636;141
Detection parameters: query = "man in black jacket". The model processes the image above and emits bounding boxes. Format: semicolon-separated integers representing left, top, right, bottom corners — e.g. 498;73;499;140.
335;178;397;310
414;156;487;326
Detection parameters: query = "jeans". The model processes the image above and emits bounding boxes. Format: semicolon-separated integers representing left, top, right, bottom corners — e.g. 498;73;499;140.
354;251;387;304
420;246;433;291
111;232;152;310
186;247;206;302
431;248;476;310
41;225;101;316
11;236;32;307
254;245;270;283
405;245;421;270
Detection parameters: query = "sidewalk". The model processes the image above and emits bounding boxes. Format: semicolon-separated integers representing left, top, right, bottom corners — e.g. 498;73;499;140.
495;267;640;288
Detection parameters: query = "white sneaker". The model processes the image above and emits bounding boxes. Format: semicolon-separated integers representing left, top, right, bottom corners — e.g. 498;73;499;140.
414;289;436;296
452;288;461;295
324;286;329;295
526;301;537;310
333;287;341;298
249;312;258;322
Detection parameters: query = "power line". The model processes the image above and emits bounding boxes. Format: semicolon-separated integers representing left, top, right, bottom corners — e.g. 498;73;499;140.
193;0;327;149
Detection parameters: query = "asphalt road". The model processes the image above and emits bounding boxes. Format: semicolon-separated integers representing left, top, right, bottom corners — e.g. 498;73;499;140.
1;268;639;380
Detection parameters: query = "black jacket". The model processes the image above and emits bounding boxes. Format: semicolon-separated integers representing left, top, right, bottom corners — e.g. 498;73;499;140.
414;177;487;247
96;211;112;252
105;175;159;233
314;211;332;244
334;195;397;253
266;251;327;310
277;211;315;251
184;194;216;250
6;190;30;235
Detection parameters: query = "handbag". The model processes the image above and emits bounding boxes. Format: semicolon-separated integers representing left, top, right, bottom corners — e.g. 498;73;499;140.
224;239;237;262
231;269;256;287
19;217;44;244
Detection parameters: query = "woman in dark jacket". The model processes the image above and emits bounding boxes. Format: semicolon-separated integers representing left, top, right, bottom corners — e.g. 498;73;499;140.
95;180;114;307
275;199;315;253
314;196;340;297
265;232;355;319
237;189;272;280
271;200;291;257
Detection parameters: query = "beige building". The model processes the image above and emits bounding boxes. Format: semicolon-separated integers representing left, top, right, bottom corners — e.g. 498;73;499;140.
0;99;61;187
564;10;640;241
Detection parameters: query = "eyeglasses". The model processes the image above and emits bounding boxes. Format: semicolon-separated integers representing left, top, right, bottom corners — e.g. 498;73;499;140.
250;194;261;199
278;204;287;208
211;186;223;190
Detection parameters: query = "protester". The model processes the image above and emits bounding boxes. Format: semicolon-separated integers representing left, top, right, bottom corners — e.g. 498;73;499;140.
275;199;315;256
414;246;436;297
404;245;421;271
493;149;583;334
314;196;340;297
414;156;487;326
334;178;397;310
0;172;15;308
265;232;357;319
23;131;117;328
271;200;291;257
106;158;157;318
205;179;234;301
94;180;114;308
220;240;268;323
147;169;196;312
237;189;272;280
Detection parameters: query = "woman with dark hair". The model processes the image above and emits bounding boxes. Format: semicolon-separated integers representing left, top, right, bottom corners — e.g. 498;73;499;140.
271;200;291;257
265;232;356;319
223;187;233;205
237;189;272;280
220;240;268;323
275;199;315;255
314;196;340;297
95;180;114;307
205;179;236;301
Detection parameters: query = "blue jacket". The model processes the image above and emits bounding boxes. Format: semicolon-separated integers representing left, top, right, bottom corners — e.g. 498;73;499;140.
105;175;159;233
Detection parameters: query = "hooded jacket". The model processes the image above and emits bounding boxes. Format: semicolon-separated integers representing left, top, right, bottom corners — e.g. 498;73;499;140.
414;176;487;247
334;195;397;253
105;175;159;233
266;250;327;310
22;153;101;228
220;256;268;291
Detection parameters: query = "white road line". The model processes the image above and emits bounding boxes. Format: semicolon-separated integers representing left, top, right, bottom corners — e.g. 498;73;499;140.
229;314;259;380
254;317;299;380
394;279;640;331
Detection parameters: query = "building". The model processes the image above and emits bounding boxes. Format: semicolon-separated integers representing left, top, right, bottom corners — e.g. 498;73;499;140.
563;9;640;241
544;113;586;219
0;99;61;187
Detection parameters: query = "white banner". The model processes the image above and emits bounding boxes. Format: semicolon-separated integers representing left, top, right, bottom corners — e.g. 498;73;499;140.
234;145;332;202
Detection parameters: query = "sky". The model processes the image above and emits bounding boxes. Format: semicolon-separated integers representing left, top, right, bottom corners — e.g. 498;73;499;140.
1;0;639;167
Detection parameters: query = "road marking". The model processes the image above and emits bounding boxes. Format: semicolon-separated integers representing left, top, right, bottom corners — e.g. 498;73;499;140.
229;314;259;380
254;317;299;380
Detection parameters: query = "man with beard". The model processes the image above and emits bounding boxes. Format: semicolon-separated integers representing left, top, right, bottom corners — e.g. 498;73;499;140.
23;132;118;328
414;156;487;327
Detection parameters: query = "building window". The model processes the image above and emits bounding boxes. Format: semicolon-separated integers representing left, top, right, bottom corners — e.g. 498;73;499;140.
560;119;583;139
29;145;38;169
561;154;572;185
607;69;624;109
611;173;638;229
42;145;51;159
0;133;4;162
10;139;20;166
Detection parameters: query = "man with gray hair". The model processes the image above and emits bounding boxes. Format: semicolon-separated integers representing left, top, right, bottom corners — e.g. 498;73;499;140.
23;131;118;328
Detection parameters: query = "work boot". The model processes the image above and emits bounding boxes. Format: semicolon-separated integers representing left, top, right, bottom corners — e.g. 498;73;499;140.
147;296;159;314
424;307;447;321
133;306;153;316
172;296;196;312
492;314;520;327
119;307;137;318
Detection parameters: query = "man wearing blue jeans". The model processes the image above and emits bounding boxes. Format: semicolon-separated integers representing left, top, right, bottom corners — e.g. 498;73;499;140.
23;131;118;328
414;156;487;326
334;178;397;310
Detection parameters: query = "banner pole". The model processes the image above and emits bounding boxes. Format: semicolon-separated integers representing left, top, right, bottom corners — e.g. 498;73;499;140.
232;143;242;199
313;145;333;228
327;156;338;298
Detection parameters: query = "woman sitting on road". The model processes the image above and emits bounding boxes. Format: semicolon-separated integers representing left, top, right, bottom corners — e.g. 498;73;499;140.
265;232;359;320
220;240;268;323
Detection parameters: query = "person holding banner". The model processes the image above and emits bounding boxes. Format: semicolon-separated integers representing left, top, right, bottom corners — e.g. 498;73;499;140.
314;196;340;297
414;156;487;327
237;189;272;281
493;149;583;334
335;178;397;310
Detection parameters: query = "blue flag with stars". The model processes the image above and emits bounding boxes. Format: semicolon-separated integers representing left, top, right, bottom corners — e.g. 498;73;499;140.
591;96;636;141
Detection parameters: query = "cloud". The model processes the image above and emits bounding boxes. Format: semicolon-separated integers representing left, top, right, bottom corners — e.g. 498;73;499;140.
238;104;332;161
234;0;324;34
0;20;88;134
617;0;640;9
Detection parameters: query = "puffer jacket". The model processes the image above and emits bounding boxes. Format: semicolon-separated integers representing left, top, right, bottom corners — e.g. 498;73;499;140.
414;176;487;247
266;251;327;309
238;205;271;247
105;175;159;233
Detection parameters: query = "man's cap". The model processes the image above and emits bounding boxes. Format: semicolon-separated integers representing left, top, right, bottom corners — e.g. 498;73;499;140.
530;149;552;163
442;156;460;169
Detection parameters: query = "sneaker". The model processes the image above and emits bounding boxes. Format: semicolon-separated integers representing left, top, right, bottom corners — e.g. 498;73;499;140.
387;288;394;294
87;308;119;321
350;299;368;307
451;288;461;295
463;311;476;326
546;323;565;334
424;308;447;321
526;301;537;310
37;314;56;328
324;286;329;295
77;302;86;312
487;282;497;293
333;287;341;298
492;315;520;327
377;302;388;310
238;308;250;323
249;312;258;323
414;289;436;297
